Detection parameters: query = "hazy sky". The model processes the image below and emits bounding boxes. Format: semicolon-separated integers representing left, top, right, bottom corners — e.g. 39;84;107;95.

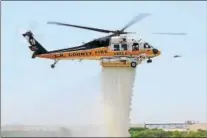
2;1;207;126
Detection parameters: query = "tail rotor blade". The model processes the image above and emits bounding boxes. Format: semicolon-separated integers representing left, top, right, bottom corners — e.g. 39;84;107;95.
29;20;44;41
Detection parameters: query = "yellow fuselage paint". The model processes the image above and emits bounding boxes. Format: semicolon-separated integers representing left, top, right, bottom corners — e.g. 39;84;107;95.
37;47;160;60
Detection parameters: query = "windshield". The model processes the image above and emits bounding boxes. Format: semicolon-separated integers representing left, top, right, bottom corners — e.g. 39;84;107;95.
132;39;154;50
143;42;152;49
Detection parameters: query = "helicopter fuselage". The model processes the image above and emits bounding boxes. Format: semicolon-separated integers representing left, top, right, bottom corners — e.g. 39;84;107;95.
36;36;161;61
22;31;161;68
36;47;146;60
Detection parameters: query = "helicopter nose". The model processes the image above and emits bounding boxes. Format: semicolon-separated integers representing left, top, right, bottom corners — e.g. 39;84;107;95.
152;48;159;55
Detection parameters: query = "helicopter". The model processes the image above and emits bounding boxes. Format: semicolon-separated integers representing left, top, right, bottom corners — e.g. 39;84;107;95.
22;13;185;69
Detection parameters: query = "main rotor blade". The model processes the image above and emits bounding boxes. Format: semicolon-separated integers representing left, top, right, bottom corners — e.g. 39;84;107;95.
95;34;114;40
121;13;151;32
124;32;136;34
47;21;114;34
152;32;187;35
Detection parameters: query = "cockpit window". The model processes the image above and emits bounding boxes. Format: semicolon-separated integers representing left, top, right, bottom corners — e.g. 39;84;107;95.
143;43;151;49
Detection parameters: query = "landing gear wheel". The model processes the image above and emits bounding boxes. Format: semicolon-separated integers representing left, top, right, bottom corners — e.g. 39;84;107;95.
147;59;152;63
131;61;137;68
51;64;55;69
50;59;60;69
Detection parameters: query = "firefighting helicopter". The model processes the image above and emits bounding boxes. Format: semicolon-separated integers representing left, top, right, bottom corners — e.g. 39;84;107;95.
22;13;185;69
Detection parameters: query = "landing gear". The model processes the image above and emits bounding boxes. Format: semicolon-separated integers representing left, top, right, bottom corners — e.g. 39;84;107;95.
147;58;152;63
51;64;55;68
131;61;137;68
51;59;59;69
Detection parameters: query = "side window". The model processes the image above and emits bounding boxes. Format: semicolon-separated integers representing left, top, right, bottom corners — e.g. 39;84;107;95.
121;44;127;51
114;44;120;51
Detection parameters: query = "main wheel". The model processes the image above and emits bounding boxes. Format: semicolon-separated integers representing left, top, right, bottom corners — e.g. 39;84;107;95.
131;61;137;68
147;59;152;63
51;64;55;69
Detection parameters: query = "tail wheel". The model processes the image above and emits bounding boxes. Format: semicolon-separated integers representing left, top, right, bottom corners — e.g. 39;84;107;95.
131;61;137;68
51;64;55;69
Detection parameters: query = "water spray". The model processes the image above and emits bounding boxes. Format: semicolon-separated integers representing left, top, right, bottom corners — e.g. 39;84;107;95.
101;67;137;137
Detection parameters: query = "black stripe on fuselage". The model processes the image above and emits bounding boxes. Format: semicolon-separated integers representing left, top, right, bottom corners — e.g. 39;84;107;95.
46;44;108;54
43;37;110;54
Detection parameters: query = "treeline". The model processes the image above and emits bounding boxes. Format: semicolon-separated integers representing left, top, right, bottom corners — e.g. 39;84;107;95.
2;127;207;137
129;127;207;137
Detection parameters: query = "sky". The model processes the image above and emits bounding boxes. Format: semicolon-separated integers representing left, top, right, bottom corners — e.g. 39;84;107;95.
1;1;207;126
